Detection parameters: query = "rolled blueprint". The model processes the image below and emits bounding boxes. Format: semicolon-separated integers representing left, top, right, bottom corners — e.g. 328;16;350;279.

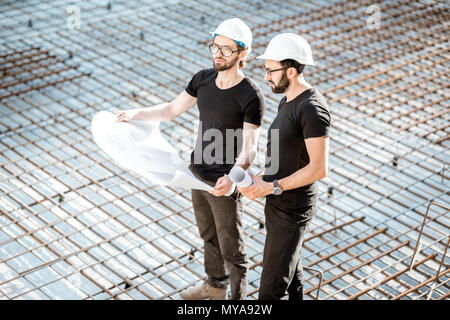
228;167;253;188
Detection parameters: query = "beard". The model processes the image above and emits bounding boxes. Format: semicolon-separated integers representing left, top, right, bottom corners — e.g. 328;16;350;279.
212;55;240;71
270;71;290;94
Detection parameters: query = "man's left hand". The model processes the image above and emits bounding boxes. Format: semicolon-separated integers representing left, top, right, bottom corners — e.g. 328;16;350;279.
209;175;234;197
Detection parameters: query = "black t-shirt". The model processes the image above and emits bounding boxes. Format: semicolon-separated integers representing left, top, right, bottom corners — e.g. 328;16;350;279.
185;68;265;182
263;88;330;215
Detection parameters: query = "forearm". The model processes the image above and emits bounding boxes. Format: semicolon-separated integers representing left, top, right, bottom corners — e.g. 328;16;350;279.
234;138;259;171
234;148;255;170
279;163;326;191
256;167;265;176
132;103;173;122
234;124;260;171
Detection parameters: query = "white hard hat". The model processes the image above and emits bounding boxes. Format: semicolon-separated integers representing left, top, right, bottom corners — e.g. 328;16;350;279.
210;18;252;54
257;33;315;66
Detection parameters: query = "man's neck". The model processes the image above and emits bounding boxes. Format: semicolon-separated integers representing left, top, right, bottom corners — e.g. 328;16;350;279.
285;76;312;102
216;66;245;89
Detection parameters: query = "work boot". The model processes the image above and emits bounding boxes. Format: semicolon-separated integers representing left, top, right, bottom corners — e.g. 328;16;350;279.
179;282;228;300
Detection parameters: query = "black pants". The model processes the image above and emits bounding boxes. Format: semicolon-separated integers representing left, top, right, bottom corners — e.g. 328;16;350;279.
191;179;248;300
259;203;315;300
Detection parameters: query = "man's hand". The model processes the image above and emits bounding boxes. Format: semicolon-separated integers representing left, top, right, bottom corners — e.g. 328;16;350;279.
238;173;273;200
209;175;234;197
115;109;139;122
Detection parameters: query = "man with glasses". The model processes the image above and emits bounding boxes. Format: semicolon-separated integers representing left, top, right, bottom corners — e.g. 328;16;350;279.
238;33;330;300
116;18;264;300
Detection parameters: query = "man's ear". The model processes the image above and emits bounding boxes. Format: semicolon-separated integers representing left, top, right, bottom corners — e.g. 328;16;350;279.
287;67;297;80
239;49;247;62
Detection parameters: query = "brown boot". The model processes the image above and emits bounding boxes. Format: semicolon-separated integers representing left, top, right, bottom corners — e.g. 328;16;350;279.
179;282;228;300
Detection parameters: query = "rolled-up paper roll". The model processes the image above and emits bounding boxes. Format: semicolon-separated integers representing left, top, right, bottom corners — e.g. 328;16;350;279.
229;167;253;188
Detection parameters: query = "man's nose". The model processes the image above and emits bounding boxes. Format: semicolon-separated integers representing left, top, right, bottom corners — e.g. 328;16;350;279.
264;73;270;81
214;50;224;58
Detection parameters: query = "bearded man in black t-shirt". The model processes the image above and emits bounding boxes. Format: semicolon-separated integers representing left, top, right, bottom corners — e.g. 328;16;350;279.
239;33;331;300
116;18;265;300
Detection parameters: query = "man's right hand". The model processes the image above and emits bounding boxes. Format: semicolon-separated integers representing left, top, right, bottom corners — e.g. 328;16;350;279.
115;109;138;122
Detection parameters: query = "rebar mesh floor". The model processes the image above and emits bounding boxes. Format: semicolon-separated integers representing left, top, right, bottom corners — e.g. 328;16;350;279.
0;0;449;300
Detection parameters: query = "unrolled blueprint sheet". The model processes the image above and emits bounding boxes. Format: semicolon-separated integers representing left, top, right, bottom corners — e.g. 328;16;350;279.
91;111;212;191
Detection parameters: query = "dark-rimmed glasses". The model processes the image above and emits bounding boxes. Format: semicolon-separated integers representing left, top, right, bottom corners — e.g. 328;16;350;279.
209;43;240;57
263;66;290;76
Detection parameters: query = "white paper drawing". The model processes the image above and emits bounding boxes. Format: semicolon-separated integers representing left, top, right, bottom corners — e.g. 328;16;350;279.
91;111;213;191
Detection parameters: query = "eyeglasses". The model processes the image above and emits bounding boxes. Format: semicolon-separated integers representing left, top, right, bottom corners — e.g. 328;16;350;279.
209;43;240;57
263;66;290;76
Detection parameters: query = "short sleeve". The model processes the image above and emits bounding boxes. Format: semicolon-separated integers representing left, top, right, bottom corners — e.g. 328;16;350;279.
243;91;265;126
185;70;203;97
300;102;331;139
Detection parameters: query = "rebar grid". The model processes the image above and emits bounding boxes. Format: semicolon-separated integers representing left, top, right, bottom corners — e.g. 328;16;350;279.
0;0;448;300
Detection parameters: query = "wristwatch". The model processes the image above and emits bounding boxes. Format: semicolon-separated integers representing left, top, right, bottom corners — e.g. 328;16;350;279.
272;180;283;196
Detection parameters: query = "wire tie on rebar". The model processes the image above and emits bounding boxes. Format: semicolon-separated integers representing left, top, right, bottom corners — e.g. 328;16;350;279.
188;248;196;260
328;186;334;199
392;156;398;167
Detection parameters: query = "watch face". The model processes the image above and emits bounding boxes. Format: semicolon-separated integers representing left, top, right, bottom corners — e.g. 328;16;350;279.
273;187;282;195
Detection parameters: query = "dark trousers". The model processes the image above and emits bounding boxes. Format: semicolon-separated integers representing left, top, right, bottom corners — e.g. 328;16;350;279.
259;203;315;300
191;181;248;300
